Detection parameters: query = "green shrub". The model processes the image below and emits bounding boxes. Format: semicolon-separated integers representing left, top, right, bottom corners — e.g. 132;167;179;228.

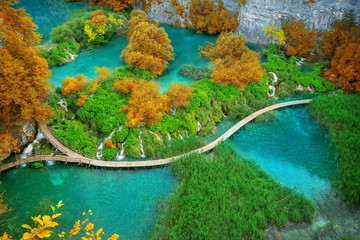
113;126;129;143
153;143;314;239
102;147;117;161
179;64;212;80
124;130;141;158
40;41;80;67
152;136;204;158
51;17;86;44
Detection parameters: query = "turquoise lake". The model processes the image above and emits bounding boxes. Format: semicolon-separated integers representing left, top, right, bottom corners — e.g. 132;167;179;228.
1;0;338;238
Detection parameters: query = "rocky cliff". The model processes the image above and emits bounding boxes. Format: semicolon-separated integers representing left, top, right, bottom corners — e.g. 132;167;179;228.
135;0;360;44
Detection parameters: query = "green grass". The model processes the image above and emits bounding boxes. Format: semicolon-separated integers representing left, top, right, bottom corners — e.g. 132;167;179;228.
309;94;360;204
153;142;314;239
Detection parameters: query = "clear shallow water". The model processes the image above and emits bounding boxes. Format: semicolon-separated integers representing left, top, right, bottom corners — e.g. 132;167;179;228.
16;0;86;42
229;106;336;200
0;164;175;239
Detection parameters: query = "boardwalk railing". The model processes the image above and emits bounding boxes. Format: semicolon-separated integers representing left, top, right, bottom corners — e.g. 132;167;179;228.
0;99;312;172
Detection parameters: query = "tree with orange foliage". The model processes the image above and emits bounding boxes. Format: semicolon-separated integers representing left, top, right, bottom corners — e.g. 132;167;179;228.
0;0;53;156
77;92;88;106
282;20;316;57
201;32;264;89
122;20;174;75
189;0;238;34
89;10;109;27
89;0;135;11
61;74;87;95
166;84;194;108
114;80;170;127
0;131;19;159
126;10;150;39
105;139;116;148
325;43;360;91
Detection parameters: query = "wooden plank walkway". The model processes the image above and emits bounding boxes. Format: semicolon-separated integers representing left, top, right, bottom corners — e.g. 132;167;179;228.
0;99;312;172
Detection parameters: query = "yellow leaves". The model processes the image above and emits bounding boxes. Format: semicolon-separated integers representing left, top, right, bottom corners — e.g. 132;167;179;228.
96;25;107;35
105;140;116;148
0;233;12;240
264;24;286;46
56;200;64;208
85;223;95;231
21;214;58;239
0;131;18;156
84;22;97;42
107;234;119;240
69;220;81;236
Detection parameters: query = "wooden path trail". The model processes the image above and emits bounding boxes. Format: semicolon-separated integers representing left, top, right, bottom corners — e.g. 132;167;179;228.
0;99;312;172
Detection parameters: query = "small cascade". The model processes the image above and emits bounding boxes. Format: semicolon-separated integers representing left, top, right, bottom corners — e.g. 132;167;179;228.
46;161;55;166
149;130;162;141
268;85;276;98
296;57;306;66
115;142;126;160
66;51;77;62
196;121;202;132
167;133;172;140
170;108;177;115
57;99;68;112
179;134;183;139
185;130;189;138
269;72;278;83
20;130;45;159
96;130;116;160
221;111;227;118
296;84;305;91
139;133;146;158
208;117;211;123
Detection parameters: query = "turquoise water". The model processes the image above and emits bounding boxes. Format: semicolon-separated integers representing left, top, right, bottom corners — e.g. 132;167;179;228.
0;164;175;239
230;106;336;200
16;0;86;42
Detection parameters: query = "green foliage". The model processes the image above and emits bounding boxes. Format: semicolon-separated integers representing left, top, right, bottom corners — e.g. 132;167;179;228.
153;143;314;239
76;87;127;134
152;136;204;158
244;75;269;99
51;17;86;44
53;120;97;157
40;41;80;67
30;162;44;169
309;94;360;204
110;66;156;81
102;147;117;161
124;130;141;158
179;64;212;80
113;126;129;143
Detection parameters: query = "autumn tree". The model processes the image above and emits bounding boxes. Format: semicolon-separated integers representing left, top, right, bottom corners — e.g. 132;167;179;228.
126;10;150;39
122;20;174;75
0;0;53;156
61;74;87;95
282;20;316;57
324;43;360;91
114;80;170;127
166;84;194;108
263;24;286;46
189;0;238;34
89;10;109;27
201;32;264;89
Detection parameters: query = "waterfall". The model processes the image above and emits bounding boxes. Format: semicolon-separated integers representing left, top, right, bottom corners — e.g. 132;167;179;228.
269;72;278;83
20;130;45;159
296;84;305;91
139;133;146;158
66;51;77;62
149;130;162;141
221;112;227;118
179;134;183;139
268;85;276;98
296;57;306;66
115;142;126;160
208;117;211;123
57;98;68;112
167;133;172;140
196;121;202;132
185;130;189;138
96;130;116;160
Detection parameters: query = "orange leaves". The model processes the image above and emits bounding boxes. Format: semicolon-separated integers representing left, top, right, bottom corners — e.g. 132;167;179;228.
282;20;316;57
114;80;170;127
166;84;194;108
89;0;134;11
0;0;52;129
95;67;111;81
325;43;360;91
202;32;264;90
105;139;116;148
189;0;238;34
89;10;109;27
77;92;88;106
61;74;87;95
0;131;19;157
122;11;174;75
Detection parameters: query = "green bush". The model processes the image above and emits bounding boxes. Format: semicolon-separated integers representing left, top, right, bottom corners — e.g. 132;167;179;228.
179;64;212;80
124;130;141;158
152;143;314;239
51;17;86;44
53;120;97;157
113;126;129;143
309;94;360;204
152;136;204;158
102;147;117;161
41;41;80;67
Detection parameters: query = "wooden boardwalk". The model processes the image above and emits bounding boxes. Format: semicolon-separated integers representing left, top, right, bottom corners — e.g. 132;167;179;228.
0;99;312;172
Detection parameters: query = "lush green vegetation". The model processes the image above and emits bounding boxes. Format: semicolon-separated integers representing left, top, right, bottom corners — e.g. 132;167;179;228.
53;119;97;157
264;44;335;98
153;143;314;239
179;64;212;80
40;42;80;67
309;94;360;204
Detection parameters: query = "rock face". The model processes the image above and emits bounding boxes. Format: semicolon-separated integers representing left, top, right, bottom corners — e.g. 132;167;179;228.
135;0;360;44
